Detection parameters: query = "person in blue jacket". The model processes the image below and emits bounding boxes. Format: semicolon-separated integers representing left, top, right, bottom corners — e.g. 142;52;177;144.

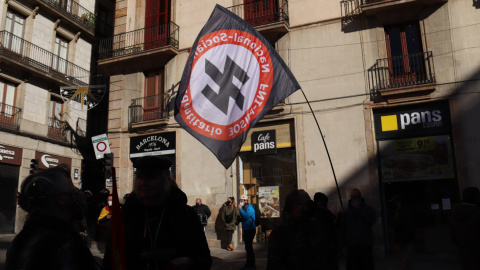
238;194;256;270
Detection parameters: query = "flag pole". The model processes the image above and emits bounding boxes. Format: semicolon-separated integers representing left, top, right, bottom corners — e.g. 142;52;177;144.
300;89;344;209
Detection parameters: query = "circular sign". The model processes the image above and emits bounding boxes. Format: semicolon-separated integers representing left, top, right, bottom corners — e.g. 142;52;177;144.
96;141;107;152
179;29;273;141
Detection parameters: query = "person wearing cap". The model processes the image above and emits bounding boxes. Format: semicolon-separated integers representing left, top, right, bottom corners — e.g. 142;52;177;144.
103;156;211;270
238;194;257;270
390;195;415;270
5;164;100;270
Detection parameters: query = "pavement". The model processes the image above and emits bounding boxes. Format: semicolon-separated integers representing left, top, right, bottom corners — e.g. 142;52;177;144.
1;233;464;270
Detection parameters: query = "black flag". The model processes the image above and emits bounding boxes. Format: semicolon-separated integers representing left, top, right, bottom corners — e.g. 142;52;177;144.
175;4;300;168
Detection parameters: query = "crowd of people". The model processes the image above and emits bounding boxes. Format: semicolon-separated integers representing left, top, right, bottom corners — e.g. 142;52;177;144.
4;157;479;270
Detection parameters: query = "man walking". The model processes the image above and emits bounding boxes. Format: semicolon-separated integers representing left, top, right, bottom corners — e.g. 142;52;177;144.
193;198;211;232
239;194;256;270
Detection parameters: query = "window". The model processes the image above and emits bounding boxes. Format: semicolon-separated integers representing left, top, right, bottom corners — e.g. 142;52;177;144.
49;98;63;129
0;80;16;117
144;0;170;49
385;23;424;85
57;0;72;13
53;36;69;73
143;69;165;120
4;10;25;54
244;0;276;26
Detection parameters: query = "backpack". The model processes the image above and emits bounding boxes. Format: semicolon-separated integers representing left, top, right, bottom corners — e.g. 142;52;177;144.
252;205;261;227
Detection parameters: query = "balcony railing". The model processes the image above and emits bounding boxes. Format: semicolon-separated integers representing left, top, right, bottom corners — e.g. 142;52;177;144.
129;93;170;126
0;103;21;131
341;0;362;22
368;51;435;91
48;117;70;142
38;0;95;31
0;31;90;85
227;0;289;27
98;22;179;60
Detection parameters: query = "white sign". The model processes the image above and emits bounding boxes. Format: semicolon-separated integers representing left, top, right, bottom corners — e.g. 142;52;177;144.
92;133;111;159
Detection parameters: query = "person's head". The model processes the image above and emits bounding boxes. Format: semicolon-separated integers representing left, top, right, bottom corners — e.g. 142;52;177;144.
313;192;328;208
83;190;92;198
226;197;234;205
133;156;175;207
389;195;403;209
196;198;202;206
462;187;480;205
107;195;113;206
18;164;85;223
350;189;361;200
284;190;312;218
239;194;249;206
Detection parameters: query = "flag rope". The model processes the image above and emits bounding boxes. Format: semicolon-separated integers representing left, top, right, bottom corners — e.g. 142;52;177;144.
300;89;344;209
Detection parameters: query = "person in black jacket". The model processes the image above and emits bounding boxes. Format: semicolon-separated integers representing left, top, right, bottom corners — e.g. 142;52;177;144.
103;156;211;270
5;164;100;270
193;198;211;232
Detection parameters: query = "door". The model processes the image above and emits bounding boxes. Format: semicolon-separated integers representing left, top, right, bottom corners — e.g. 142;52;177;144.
52;37;69;74
0;81;17;128
143;69;165;121
244;0;276;26
48;99;64;141
144;0;170;49
4;10;25;55
0;164;19;233
385;23;424;86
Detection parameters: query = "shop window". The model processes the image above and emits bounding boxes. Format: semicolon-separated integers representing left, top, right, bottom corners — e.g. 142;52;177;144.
385;23;424;85
53;36;69;74
4;10;25;54
145;0;170;49
144;69;165;120
239;148;297;243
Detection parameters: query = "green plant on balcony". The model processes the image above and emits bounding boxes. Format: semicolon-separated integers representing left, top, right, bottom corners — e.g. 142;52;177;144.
80;13;96;28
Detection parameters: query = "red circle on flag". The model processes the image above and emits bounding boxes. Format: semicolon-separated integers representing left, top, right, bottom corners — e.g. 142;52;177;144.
179;30;273;141
96;141;107;152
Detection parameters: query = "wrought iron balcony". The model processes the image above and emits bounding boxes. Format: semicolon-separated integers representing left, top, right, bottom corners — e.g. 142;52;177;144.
98;22;179;60
368;51;435;92
0;102;21;131
37;0;95;31
227;0;289;27
48;117;70;142
0;31;90;85
129;93;170;128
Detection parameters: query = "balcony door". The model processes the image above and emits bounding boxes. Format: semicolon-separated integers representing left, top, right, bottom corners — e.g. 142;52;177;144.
48;99;63;141
0;81;17;128
385;23;424;86
144;69;165;121
244;0;276;26
144;0;170;49
4;10;25;54
52;37;69;74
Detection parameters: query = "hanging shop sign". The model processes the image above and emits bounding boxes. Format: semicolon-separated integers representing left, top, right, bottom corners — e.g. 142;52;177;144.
35;152;72;169
374;102;451;140
258;186;280;218
0;144;22;166
130;132;176;158
252;130;277;155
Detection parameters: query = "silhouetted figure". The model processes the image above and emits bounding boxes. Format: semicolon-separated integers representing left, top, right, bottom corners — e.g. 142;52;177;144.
313;192;339;270
239;194;256;270
5;164;100;270
98;194;113;249
103;156;211;270
84;190;100;248
452;187;480;270
193;198;211;232
221;196;240;251
267;190;328;270
341;188;376;270
390;195;415;270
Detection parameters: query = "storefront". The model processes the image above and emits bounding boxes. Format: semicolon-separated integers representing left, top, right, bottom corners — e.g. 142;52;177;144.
373;101;459;253
237;119;297;242
0;144;22;233
129;132;176;179
35;151;72;170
